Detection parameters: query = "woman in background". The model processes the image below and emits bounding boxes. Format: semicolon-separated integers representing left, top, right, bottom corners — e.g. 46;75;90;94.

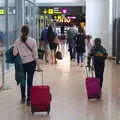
47;25;59;64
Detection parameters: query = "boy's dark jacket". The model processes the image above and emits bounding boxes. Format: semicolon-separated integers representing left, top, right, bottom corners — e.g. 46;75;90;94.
89;45;108;64
74;33;86;53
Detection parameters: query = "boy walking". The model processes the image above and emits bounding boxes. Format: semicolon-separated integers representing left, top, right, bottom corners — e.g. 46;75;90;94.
87;38;108;89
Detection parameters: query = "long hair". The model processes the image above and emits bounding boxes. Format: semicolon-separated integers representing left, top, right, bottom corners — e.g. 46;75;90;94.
21;25;29;43
47;26;55;41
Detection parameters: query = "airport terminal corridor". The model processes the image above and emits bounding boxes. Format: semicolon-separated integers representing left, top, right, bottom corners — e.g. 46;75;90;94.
0;45;120;120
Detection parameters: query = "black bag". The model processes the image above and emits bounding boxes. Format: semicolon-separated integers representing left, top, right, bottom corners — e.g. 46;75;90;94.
5;47;16;63
38;48;44;59
55;51;62;60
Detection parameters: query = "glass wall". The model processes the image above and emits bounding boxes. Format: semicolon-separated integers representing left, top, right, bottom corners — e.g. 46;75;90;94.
112;0;120;63
8;0;16;46
0;0;16;48
0;0;39;70
25;0;39;42
0;0;6;47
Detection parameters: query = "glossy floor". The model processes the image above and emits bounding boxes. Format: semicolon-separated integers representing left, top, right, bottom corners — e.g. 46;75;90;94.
0;45;120;120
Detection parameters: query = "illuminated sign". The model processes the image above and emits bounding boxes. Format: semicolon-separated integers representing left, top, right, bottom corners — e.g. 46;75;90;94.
54;11;61;14
8;9;16;15
48;9;54;14
41;8;62;15
61;9;67;14
54;15;71;23
67;16;76;19
80;22;85;28
43;9;47;14
0;8;16;15
0;9;5;15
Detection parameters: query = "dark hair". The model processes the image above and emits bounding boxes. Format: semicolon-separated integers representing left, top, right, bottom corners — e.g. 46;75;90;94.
78;28;85;34
21;25;29;43
47;26;53;36
86;35;92;39
94;38;101;46
47;25;55;41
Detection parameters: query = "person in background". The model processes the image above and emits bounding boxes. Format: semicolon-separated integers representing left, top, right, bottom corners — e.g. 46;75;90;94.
61;25;65;35
40;25;49;63
85;35;93;66
47;25;59;64
85;35;93;54
13;25;40;105
75;29;86;67
87;38;108;89
67;26;77;61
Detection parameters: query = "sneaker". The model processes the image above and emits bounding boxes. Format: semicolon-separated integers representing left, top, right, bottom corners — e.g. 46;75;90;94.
27;100;30;106
45;59;49;63
21;98;25;104
54;61;57;64
81;63;84;67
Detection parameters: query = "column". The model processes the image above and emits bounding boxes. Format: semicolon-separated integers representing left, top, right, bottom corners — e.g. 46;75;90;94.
16;0;25;38
86;0;112;56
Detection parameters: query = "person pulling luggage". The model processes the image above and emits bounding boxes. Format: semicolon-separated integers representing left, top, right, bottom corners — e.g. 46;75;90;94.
13;25;41;105
87;38;108;89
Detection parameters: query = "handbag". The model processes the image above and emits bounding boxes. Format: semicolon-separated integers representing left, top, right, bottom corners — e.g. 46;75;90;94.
38;48;44;59
55;51;62;60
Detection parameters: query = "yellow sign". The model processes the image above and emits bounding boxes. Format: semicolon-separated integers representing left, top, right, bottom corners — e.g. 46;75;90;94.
80;22;85;28
43;9;47;14
54;11;61;14
42;8;62;15
54;15;71;23
0;9;5;15
48;9;54;14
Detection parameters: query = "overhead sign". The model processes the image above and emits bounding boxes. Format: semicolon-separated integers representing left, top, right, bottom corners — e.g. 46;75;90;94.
0;8;16;15
54;15;71;23
41;8;62;15
0;9;5;15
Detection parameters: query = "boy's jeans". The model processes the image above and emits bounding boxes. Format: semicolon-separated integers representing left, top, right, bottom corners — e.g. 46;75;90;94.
77;52;84;63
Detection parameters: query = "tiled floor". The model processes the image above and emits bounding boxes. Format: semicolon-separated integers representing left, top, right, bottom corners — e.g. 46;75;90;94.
0;44;120;120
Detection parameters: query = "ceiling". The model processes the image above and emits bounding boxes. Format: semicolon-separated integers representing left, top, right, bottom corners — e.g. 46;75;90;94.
36;0;85;3
36;0;85;6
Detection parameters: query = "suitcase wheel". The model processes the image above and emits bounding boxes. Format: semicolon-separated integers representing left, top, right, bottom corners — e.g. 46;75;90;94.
88;96;92;100
31;106;35;114
88;95;101;100
47;110;50;114
47;105;50;114
96;95;101;100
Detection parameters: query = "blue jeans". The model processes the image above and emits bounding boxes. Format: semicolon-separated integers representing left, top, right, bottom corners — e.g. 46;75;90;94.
77;53;84;63
69;47;76;60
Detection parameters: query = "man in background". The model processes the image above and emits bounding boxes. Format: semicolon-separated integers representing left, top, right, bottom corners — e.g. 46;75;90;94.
40;25;49;63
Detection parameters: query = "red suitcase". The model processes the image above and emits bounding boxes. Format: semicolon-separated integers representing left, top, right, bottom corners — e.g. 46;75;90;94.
85;66;101;100
30;70;52;114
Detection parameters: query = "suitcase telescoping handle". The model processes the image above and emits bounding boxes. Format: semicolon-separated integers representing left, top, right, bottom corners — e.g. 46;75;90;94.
85;66;94;77
35;69;44;85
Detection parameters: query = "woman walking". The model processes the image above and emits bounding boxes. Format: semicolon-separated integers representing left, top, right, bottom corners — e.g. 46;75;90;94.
13;25;40;105
47;25;59;64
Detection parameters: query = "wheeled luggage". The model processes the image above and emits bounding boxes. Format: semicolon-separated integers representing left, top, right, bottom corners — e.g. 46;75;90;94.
85;66;101;99
30;70;52;114
55;51;63;60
